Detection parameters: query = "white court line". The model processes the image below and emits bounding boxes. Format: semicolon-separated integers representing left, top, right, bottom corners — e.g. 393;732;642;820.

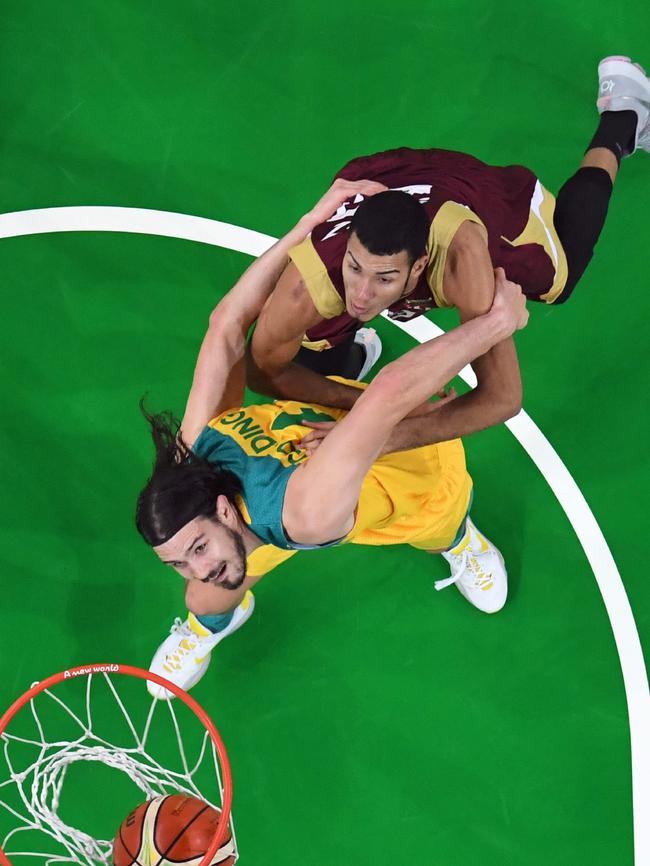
1;205;648;863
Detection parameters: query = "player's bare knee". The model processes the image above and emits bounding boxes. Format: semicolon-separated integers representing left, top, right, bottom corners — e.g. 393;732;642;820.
184;579;233;617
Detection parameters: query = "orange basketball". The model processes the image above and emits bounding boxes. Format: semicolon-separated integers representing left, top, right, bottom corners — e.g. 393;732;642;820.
112;794;235;866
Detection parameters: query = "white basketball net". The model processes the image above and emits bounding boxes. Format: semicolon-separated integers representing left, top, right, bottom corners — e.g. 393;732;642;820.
0;671;237;866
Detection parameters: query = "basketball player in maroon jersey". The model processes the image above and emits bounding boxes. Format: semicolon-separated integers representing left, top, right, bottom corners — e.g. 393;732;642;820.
246;56;650;452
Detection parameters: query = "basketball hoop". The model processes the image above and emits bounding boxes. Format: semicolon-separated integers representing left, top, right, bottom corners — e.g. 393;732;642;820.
0;664;237;866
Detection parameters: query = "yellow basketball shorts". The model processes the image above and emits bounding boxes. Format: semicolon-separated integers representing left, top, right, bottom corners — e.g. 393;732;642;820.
348;435;473;552
322;377;473;552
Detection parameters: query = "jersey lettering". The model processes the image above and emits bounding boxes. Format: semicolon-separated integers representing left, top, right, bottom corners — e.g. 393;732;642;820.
218;410;308;462
321;183;433;241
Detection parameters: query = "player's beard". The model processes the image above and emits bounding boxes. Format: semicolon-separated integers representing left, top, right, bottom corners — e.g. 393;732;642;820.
219;526;248;590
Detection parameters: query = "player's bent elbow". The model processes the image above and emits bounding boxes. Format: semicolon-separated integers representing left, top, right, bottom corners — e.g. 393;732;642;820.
499;390;522;421
207;299;246;338
474;379;521;426
207;302;230;332
207;306;220;330
367;364;405;406
506;378;523;418
508;394;522;418
501;400;521;422
367;364;419;424
205;310;233;346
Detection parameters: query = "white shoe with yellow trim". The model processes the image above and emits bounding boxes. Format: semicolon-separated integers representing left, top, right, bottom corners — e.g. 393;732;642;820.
436;518;507;613
147;591;255;699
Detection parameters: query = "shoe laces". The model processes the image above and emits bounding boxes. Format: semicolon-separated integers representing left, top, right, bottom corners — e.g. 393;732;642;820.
164;618;202;669
435;549;494;592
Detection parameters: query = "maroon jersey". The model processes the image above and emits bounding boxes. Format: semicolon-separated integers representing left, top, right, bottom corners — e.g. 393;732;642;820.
289;148;567;349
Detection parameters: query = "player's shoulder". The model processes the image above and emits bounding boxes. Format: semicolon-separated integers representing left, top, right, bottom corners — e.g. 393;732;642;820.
272;259;329;322
276;260;312;303
335;147;436;180
448;218;488;252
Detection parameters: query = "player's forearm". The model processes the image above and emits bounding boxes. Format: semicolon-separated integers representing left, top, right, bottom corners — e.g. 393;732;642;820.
381;337;522;451
375;308;513;423
247;354;362;409
181;318;246;439
381;387;518;453
218;215;316;332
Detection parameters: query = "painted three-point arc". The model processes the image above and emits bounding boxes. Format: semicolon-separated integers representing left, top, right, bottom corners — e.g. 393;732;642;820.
0;204;646;862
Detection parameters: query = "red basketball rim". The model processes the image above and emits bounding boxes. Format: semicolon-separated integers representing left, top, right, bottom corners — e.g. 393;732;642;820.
0;663;233;866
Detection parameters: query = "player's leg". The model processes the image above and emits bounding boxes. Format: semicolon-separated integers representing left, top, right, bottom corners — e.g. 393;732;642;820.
147;577;259;699
294;328;382;380
435;513;508;614
552;56;650;304
414;503;508;615
382;440;508;615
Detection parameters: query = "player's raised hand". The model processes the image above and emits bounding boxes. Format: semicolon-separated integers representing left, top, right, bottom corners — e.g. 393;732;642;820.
300;420;336;454
305;177;388;227
491;267;529;335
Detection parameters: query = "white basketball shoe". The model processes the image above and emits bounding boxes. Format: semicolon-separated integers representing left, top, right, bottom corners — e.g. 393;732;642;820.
147;591;255;699
354;327;382;380
436;517;508;614
597;55;650;154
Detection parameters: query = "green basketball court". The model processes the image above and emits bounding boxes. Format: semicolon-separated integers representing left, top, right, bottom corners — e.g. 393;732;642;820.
0;2;648;864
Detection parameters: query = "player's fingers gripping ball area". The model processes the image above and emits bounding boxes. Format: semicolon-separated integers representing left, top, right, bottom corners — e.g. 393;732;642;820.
113;795;236;866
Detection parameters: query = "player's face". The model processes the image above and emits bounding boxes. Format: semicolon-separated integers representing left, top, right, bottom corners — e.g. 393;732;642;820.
342;232;414;321
154;515;247;590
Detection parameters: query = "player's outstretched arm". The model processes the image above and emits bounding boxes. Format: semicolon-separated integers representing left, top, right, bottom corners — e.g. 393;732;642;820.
180;178;386;445
283;275;528;546
376;225;524;452
381;338;521;452
246;263;368;409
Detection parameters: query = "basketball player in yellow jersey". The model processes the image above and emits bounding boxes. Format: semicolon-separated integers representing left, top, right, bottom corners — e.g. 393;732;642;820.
136;180;528;699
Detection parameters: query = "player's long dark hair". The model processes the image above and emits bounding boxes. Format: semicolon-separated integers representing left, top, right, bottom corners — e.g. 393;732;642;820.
136;400;243;547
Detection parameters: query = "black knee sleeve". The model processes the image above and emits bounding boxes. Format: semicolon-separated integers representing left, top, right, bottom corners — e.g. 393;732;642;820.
587;110;638;163
552;167;613;303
